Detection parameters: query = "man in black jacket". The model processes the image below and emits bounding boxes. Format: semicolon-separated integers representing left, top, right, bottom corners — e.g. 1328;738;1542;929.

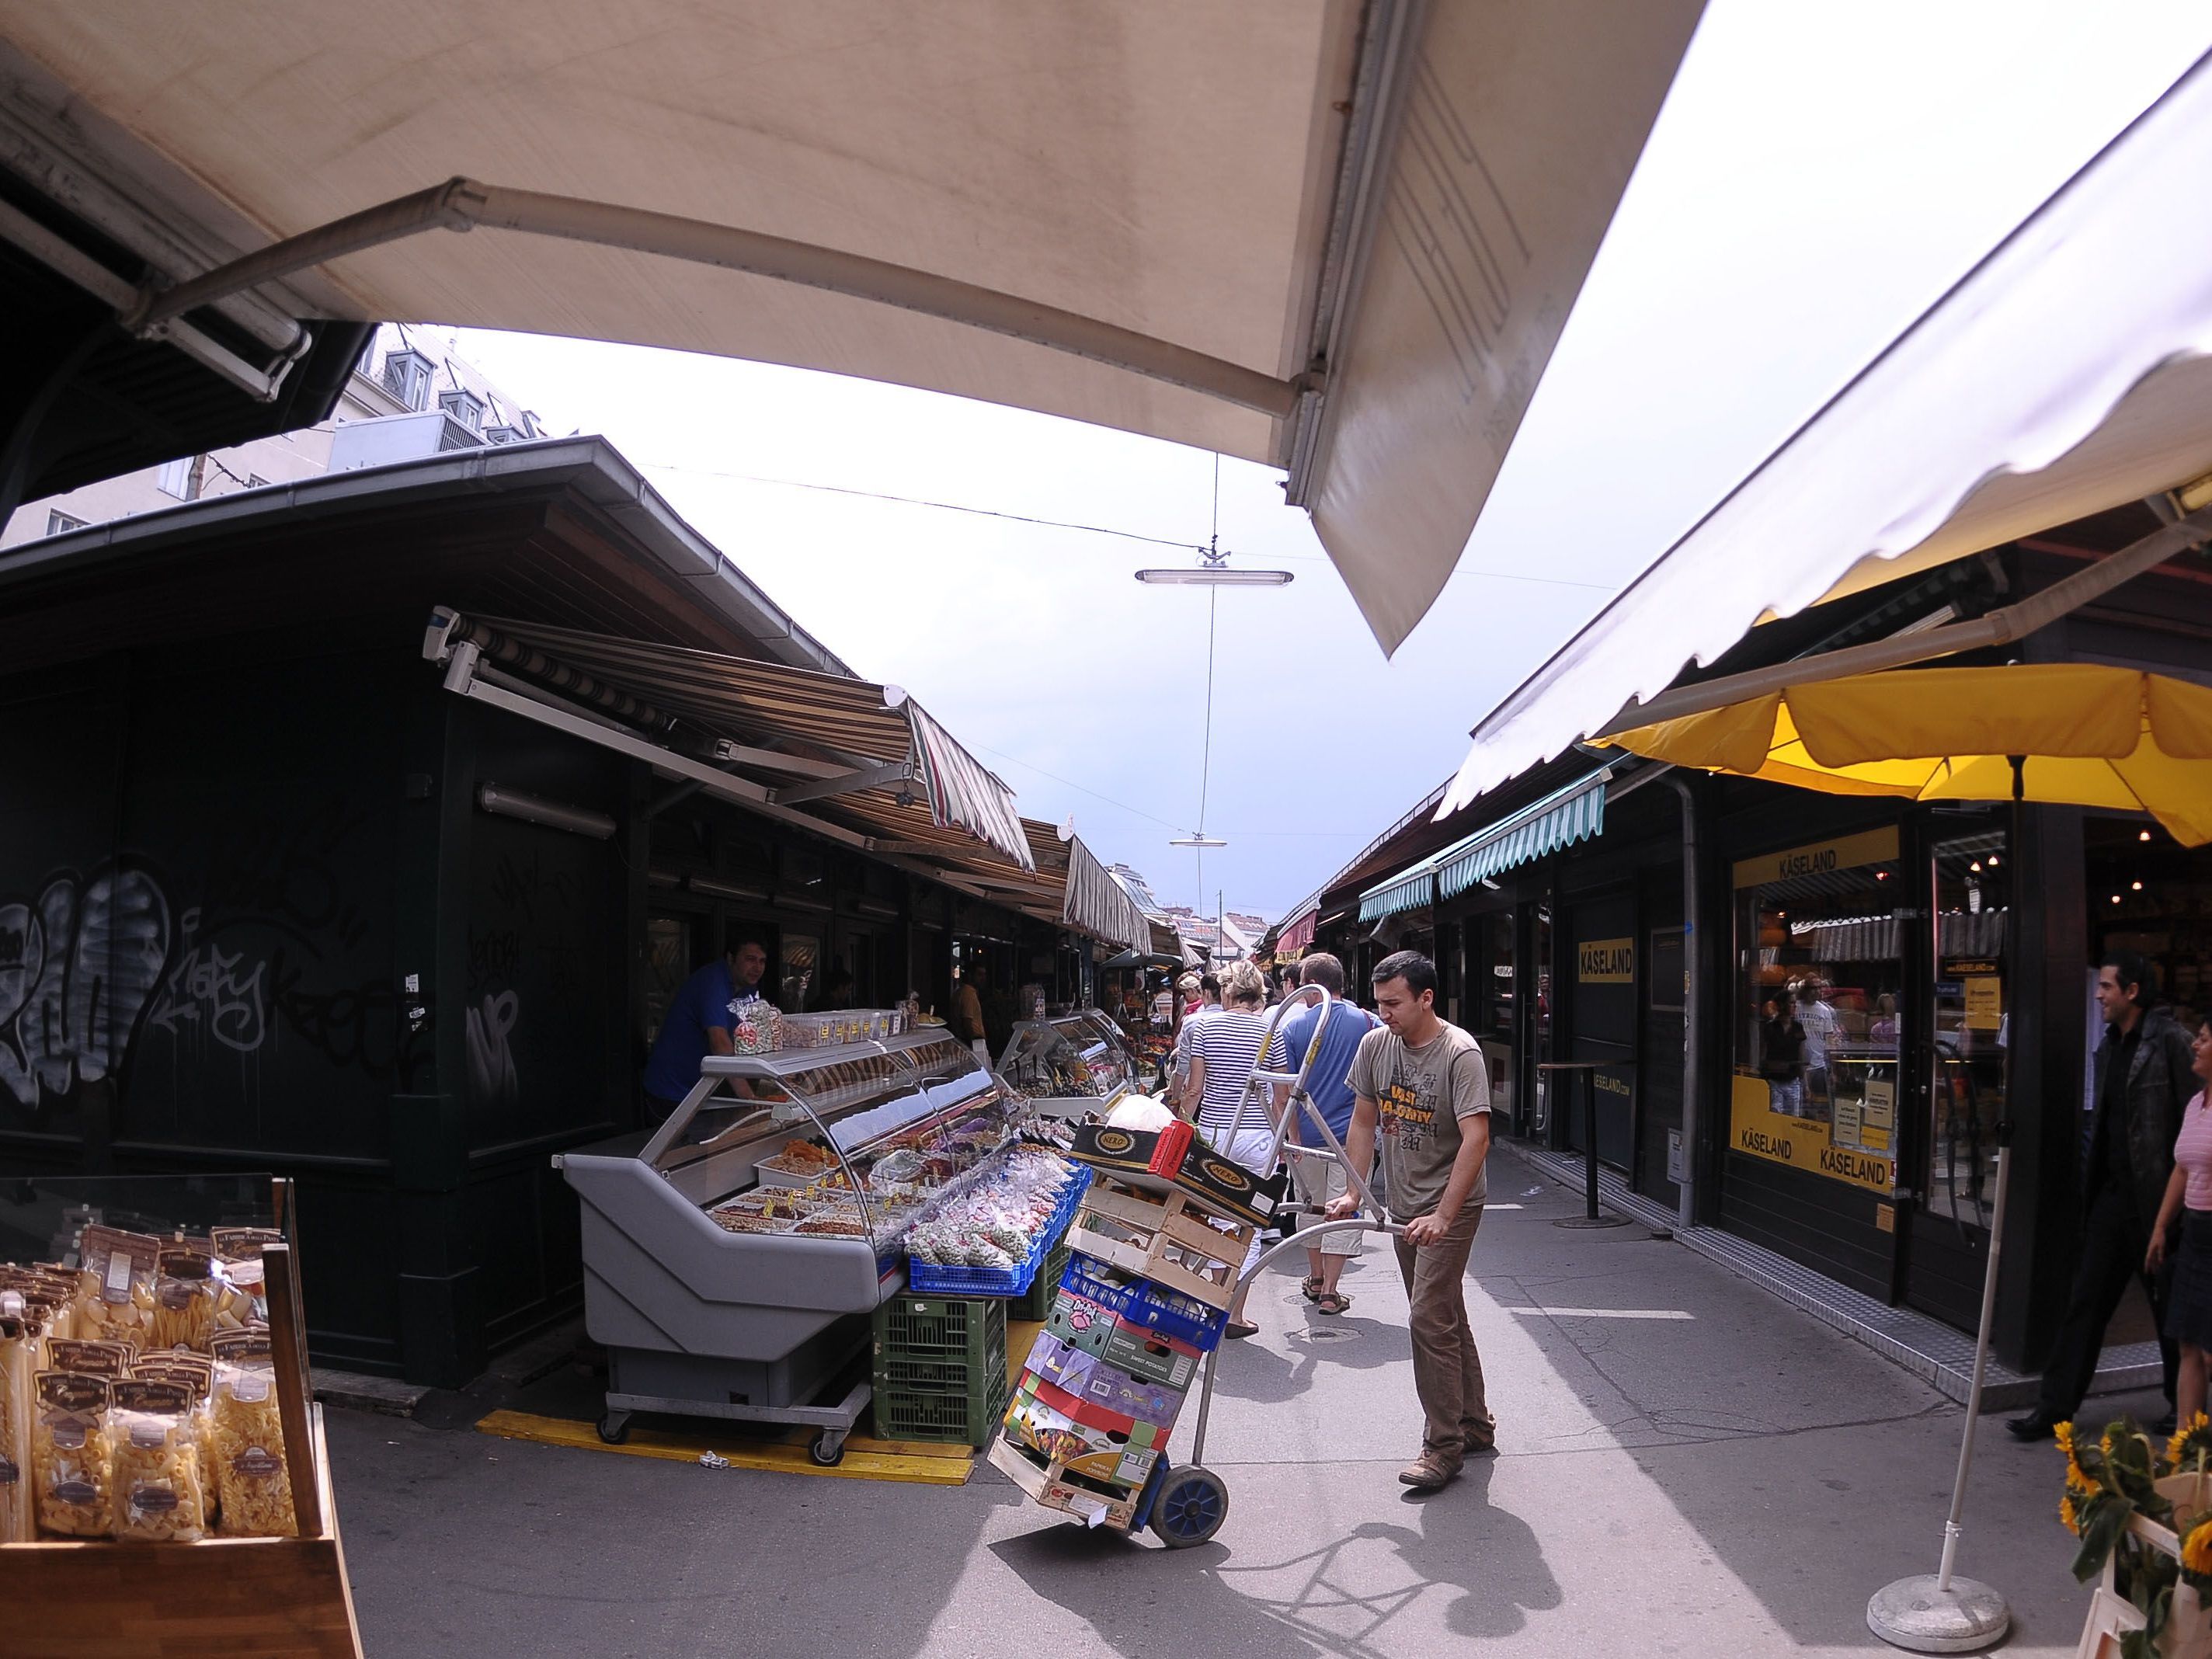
2011;951;2200;1440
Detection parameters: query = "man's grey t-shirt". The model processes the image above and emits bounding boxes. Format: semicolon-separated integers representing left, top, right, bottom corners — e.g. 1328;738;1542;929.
1346;1021;1491;1220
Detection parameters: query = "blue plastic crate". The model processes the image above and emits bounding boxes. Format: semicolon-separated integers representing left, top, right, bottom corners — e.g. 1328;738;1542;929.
906;1168;1090;1297
1060;1254;1229;1352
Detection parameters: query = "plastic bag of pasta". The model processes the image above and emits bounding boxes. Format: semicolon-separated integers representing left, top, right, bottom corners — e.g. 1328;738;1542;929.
0;1313;32;1543
72;1224;162;1350
47;1337;131;1379
210;1359;295;1538
148;1244;217;1354
109;1378;207;1542
32;1371;111;1538
210;1227;282;1334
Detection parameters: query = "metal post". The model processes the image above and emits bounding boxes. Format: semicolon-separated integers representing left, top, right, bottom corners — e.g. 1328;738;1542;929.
1583;1072;1602;1221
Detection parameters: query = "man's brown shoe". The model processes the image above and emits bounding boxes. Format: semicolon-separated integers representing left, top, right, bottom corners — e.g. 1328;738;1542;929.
1396;1452;1460;1490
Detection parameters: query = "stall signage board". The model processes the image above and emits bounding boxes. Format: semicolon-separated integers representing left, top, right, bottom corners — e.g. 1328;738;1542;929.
1732;826;1901;889
1577;937;1634;983
1727;1074;1894;1195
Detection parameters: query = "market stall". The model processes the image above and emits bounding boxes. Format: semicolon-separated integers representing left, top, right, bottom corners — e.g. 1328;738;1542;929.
995;1010;1153;1119
558;1019;1085;1460
0;1174;360;1657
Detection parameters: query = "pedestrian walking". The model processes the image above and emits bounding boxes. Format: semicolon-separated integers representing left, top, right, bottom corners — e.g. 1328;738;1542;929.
2011;951;2199;1441
1173;972;1224;1110
2144;1014;2212;1424
1183;960;1277;1337
1327;949;1494;1490
1759;994;1807;1117
953;962;989;1066
1267;952;1379;1316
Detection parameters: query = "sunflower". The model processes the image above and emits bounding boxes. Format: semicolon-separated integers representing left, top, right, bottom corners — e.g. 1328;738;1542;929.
2056;1421;2076;1458
2169;1414;2211;1466
2062;1493;2084;1537
2186;1517;2212;1577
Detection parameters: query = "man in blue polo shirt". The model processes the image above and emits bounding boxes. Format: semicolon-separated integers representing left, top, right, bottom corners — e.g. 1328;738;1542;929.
1271;952;1379;1315
643;937;770;1116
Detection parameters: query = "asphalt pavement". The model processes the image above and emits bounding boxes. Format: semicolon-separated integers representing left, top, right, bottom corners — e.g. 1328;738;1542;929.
328;1143;2137;1657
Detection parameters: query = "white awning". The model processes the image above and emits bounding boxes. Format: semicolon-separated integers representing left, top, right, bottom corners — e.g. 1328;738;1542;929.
1444;43;2212;814
0;3;1699;652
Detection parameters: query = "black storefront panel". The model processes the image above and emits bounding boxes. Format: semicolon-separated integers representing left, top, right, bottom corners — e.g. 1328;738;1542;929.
1563;892;1636;1171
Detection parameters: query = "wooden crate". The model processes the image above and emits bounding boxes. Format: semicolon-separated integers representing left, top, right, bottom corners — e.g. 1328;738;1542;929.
1067;1184;1251;1311
1;1222;363;1657
986;1432;1142;1532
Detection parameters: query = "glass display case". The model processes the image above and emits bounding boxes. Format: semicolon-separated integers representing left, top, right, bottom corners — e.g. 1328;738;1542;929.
995;1010;1143;1117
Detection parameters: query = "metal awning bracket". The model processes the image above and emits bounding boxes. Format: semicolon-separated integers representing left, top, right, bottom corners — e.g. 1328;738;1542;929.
768;758;916;807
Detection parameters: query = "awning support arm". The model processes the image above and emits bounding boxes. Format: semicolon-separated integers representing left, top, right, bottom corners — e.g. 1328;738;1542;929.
122;178;1305;419
769;759;916;807
1592;502;2212;736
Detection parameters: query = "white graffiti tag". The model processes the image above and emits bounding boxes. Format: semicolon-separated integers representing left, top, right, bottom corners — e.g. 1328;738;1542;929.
465;989;520;1104
146;934;270;1054
0;868;172;1106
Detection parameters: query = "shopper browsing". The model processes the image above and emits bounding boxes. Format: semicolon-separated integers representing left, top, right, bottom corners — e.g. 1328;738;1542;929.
1327;949;1494;1491
953;964;989;1066
2145;1016;2212;1424
1183;961;1278;1337
641;937;770;1117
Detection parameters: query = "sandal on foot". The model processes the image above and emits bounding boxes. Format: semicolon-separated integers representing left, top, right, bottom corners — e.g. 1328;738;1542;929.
1316;1292;1351;1316
1225;1318;1260;1340
1299;1275;1324;1303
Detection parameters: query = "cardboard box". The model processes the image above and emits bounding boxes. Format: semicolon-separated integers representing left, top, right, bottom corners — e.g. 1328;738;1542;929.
986;1435;1142;1532
1003;1373;1164;1487
1067;1122;1285;1230
1098;1320;1202;1393
1026;1330;1185;1431
1043;1285;1121;1358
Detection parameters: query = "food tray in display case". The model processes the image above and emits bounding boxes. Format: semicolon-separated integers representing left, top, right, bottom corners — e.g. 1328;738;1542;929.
558;1027;1034;1459
996;1010;1144;1118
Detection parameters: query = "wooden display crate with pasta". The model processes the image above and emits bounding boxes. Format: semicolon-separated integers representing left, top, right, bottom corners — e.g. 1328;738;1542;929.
0;1177;363;1659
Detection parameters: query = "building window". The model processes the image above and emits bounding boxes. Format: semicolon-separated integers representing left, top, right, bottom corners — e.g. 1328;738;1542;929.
439;389;485;432
382;350;433;411
155;457;197;499
247;474;270;489
483;425;520;444
45;510;85;535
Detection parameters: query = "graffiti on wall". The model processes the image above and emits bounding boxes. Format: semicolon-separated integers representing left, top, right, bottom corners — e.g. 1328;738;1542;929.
0;867;172;1106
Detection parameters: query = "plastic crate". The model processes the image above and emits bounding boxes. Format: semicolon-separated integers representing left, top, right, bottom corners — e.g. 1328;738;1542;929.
903;1170;1090;1298
873;1289;1007;1422
1011;1234;1072;1322
1061;1254;1229;1352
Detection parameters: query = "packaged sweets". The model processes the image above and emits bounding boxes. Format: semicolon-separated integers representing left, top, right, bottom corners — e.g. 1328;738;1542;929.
730;1000;782;1056
72;1225;162;1348
210;1359;295;1538
0;1314;32;1543
149;1244;217;1354
108;1379;206;1542
32;1371;111;1538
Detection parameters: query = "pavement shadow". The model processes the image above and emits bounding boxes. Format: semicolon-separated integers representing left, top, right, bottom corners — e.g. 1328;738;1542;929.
991;1460;1559;1657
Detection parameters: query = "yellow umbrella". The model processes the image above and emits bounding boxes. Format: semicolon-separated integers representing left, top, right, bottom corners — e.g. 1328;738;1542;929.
1600;663;2212;845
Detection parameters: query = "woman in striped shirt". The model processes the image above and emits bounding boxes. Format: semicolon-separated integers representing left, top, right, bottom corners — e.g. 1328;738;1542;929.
1184;961;1278;1337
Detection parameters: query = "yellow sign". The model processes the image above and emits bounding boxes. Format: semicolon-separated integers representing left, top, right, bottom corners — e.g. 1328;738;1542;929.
1733;825;1901;889
1964;976;2004;1032
1577;937;1634;983
1728;1074;1894;1194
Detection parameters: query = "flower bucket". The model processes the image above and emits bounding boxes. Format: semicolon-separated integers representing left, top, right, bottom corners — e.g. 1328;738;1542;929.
2083;1480;2212;1659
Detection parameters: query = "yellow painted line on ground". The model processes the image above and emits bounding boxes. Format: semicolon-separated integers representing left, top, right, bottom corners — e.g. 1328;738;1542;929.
1008;1318;1045;1391
475;1408;974;1486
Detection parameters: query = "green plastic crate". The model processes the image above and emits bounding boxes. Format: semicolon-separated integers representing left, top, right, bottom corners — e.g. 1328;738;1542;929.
1010;1236;1072;1323
873;1370;1011;1448
873;1291;1007;1400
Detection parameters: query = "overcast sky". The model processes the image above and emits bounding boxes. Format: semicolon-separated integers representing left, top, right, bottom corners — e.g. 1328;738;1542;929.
449;1;2212;920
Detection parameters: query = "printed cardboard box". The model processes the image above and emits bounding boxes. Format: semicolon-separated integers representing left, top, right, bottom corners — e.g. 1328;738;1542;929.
1002;1373;1163;1488
1098;1320;1202;1393
1026;1330;1184;1432
1043;1285;1120;1359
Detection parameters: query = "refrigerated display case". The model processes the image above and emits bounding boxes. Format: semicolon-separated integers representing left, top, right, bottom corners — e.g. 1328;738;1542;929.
995;1010;1147;1118
557;1027;1019;1460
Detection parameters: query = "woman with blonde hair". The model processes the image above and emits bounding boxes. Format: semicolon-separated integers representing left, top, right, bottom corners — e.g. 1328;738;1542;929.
1184;959;1278;1337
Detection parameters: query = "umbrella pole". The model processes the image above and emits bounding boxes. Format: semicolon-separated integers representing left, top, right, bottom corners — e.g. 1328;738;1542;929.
1869;758;2023;1653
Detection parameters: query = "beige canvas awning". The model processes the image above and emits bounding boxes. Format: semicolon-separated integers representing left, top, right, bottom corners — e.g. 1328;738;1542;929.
0;2;1701;651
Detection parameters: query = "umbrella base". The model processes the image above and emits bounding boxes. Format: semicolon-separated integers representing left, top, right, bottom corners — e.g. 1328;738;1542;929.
1866;1576;2009;1654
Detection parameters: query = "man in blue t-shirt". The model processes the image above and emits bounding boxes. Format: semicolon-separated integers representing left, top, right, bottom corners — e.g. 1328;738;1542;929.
643;937;770;1115
1268;952;1379;1314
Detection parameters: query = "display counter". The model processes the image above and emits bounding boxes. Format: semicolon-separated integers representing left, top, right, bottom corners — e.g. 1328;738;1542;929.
996;1010;1148;1118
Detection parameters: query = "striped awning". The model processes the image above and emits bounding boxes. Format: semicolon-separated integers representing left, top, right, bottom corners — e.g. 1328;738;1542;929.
1435;769;1612;900
1275;903;1319;960
1359;858;1440;923
436;609;1031;869
1063;836;1153;951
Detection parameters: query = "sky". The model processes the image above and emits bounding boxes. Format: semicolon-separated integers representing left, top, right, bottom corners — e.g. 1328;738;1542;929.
447;0;2212;921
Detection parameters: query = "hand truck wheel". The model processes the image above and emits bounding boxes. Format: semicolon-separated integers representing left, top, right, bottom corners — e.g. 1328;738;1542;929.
596;1411;631;1445
809;1430;847;1466
1150;1464;1228;1547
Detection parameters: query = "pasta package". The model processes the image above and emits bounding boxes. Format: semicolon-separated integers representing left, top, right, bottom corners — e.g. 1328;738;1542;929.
0;1315;32;1543
149;1245;217;1354
47;1337;131;1379
210;1361;295;1538
109;1379;206;1542
211;1228;283;1334
32;1371;111;1538
73;1224;162;1349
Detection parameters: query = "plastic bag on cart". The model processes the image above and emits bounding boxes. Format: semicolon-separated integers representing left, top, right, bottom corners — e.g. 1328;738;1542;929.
1105;1095;1176;1134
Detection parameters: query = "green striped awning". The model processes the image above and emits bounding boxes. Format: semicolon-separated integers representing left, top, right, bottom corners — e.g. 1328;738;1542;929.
1436;768;1612;899
1358;857;1441;923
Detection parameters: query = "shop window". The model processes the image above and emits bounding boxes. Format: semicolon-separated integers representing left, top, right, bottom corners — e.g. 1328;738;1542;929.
779;934;819;1013
1730;826;1901;1195
642;916;692;1048
1929;829;2007;1228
